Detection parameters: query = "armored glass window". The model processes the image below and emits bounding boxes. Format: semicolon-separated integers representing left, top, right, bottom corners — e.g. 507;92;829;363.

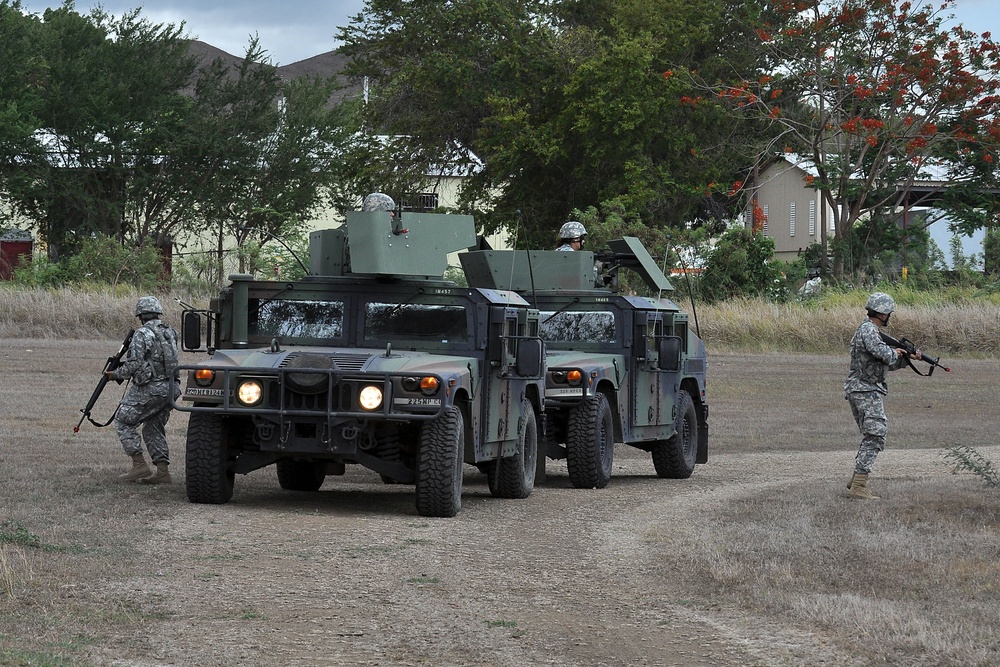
249;299;345;339
364;302;469;342
538;310;617;343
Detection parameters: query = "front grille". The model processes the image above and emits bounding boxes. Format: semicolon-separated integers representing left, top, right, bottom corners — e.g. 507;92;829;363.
280;352;372;372
266;379;356;412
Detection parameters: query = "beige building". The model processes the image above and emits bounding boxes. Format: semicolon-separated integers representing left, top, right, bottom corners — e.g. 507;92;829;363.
746;155;836;263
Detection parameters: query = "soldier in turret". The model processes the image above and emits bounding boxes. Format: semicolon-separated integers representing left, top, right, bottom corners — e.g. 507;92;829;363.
362;192;396;213
108;296;180;484
844;292;921;499
556;221;587;251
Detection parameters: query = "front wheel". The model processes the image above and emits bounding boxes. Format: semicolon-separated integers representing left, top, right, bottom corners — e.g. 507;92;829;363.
652;390;698;479
416;406;464;517
185;411;235;504
487;399;537;499
566;393;614;489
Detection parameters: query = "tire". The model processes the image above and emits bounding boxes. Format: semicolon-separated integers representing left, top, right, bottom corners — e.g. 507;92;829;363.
185;411;235;504
276;459;326;492
566;393;614;489
652;389;698;479
487;399;537;499
416;406;464;517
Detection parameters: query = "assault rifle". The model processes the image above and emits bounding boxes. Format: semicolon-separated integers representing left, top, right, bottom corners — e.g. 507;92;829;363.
879;332;951;376
73;330;134;432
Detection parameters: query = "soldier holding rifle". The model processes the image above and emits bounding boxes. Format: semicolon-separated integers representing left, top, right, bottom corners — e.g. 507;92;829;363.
844;292;922;500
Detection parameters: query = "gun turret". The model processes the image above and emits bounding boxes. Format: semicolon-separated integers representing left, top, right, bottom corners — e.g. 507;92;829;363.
309;212;477;279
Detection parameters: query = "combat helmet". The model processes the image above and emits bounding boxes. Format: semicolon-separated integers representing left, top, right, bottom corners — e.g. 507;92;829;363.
558;221;587;241
135;296;164;317
865;292;895;316
362;192;396;212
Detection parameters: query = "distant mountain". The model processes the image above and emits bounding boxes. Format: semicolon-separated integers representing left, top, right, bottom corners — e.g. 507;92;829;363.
185;40;362;103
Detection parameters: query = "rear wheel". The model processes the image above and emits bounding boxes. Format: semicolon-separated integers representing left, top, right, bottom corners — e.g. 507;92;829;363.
566;393;614;489
652;390;698;479
487;399;537;499
185;411;235;504
276;459;327;492
416;406;464;517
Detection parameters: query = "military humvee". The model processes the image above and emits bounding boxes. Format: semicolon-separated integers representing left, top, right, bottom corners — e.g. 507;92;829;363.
461;238;708;488
173;212;544;517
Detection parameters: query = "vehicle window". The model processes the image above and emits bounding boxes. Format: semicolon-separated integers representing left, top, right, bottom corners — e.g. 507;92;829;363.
250;299;345;339
539;310;616;343
364;302;469;342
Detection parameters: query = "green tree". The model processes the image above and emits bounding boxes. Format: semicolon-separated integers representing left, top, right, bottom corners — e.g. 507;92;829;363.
339;0;772;247
715;0;1000;280
12;3;198;258
185;38;355;277
699;227;782;302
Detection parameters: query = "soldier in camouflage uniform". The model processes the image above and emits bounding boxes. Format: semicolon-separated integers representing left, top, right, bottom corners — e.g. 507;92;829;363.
556;221;587;251
843;292;921;499
362;192;395;212
108;296;180;484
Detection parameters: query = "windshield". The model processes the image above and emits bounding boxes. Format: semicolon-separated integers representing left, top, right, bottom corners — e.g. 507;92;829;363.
249;299;345;339
539;310;617;343
364;302;470;342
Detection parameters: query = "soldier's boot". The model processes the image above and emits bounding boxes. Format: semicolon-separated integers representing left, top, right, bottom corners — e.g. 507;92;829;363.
140;461;172;485
848;473;879;500
119;453;152;482
846;473;857;490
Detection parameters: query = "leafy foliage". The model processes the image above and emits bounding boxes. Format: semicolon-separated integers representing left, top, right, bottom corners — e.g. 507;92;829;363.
339;0;772;247
699;228;783;302
714;0;1000;279
13;235;166;290
0;3;355;288
944;445;1000;487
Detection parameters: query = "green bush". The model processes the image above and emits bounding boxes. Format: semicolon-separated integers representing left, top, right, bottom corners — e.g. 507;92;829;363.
13;236;167;291
700;228;783;302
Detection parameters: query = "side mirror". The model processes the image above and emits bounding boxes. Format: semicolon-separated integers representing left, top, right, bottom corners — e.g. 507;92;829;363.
182;311;202;351
657;336;682;372
516;338;543;377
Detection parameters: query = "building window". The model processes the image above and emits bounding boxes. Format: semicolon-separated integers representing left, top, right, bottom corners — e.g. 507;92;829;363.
401;193;439;211
789;202;796;237
762;205;769;234
809;200;816;236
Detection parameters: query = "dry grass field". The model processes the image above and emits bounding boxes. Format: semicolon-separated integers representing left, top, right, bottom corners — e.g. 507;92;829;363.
1;289;999;666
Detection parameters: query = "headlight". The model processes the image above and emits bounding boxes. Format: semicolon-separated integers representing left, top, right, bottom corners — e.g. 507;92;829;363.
194;368;215;387
237;380;263;406
359;385;383;410
551;369;584;386
419;376;439;395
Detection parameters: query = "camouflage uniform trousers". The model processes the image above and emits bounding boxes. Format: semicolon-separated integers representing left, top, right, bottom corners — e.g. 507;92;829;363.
847;390;888;474
114;381;175;464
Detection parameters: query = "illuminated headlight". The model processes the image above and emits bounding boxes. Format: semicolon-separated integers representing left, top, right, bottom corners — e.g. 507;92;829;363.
237;380;263;406
359;385;383;411
193;368;215;387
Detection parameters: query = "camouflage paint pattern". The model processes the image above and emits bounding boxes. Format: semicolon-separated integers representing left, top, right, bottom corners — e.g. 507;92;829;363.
111;318;180;464
844;318;907;474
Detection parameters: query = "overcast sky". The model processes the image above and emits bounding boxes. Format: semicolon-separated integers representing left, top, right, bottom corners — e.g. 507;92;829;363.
22;0;1000;66
26;0;367;65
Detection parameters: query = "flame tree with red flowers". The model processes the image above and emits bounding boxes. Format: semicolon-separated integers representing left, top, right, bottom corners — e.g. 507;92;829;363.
710;0;1000;279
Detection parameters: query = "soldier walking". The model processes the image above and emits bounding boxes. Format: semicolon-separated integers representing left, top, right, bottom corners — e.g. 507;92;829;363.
844;292;921;499
108;296;180;484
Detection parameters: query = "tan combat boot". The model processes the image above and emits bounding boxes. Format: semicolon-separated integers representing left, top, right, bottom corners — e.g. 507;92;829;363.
848;473;879;500
119;453;152;482
140;461;172;485
846;473;857;490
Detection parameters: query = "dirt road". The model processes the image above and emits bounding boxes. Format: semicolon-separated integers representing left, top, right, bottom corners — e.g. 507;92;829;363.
3;340;990;666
